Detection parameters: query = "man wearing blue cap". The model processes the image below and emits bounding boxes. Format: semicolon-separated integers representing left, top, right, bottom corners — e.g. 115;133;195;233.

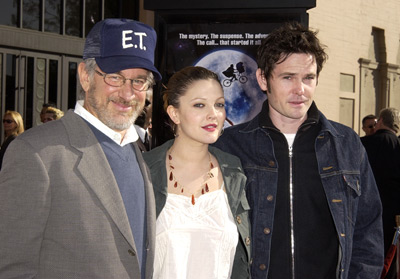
0;19;161;279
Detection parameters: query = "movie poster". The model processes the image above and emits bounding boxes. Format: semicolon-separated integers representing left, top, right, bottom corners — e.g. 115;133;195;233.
165;22;279;125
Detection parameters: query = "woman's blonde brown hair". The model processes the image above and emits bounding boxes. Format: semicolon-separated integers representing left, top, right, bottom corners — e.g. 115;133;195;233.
3;110;24;137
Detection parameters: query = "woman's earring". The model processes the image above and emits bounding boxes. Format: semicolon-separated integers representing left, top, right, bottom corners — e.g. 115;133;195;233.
220;128;224;136
172;123;179;138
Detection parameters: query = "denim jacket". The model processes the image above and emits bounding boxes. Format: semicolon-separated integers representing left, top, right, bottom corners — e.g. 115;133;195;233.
143;139;252;278
214;101;384;279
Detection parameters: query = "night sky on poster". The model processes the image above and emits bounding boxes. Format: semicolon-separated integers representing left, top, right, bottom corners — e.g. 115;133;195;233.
165;22;279;125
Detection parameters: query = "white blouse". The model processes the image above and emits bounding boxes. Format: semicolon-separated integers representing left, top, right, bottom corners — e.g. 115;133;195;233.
154;186;239;279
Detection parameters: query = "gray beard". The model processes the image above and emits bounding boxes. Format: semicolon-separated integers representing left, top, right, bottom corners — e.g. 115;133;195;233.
86;83;144;131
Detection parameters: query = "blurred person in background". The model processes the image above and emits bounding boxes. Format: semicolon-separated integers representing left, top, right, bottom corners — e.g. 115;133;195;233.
42;107;64;123
361;114;377;137
361;107;400;279
40;102;57;123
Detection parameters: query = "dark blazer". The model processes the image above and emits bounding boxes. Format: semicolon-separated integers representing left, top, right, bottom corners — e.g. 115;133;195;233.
361;129;400;201
361;129;400;253
143;139;251;278
0;134;16;170
0;110;156;278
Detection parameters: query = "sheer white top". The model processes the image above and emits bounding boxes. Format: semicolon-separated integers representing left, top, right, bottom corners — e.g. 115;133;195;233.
154;185;239;279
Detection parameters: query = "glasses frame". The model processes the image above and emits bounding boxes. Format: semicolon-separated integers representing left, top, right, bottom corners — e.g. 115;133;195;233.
3;119;14;124
94;70;150;92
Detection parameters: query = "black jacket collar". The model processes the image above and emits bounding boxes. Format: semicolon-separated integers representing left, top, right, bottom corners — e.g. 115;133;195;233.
258;99;320;131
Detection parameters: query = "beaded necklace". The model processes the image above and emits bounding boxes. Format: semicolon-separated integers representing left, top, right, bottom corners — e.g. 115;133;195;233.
168;152;214;205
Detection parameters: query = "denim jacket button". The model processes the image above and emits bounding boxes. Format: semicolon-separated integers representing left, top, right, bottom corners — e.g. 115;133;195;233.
236;216;242;224
245;237;251;245
263;228;271;234
259;264;267;270
266;194;273;201
268;161;275;167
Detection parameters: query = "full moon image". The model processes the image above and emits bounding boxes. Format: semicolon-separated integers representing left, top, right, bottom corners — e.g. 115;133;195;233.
195;49;266;125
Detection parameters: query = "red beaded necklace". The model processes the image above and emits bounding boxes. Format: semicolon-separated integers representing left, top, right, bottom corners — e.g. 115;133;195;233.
168;152;214;205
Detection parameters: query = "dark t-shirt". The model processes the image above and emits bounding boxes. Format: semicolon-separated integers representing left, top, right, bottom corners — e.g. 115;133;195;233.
268;122;338;279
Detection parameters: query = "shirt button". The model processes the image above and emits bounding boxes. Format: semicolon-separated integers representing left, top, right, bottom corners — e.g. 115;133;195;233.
263;228;271;234
268;161;275;167
236;216;242;224
245;237;251;246
128;249;136;256
266;194;273;201
259;264;267;270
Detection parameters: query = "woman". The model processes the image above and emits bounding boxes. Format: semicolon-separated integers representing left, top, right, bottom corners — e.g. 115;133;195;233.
143;66;251;279
0;110;24;170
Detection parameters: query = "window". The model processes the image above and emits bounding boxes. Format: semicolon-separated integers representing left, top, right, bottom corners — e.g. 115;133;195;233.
68;62;78;109
339;73;355;93
1;0;140;38
339;98;354;129
0;0;19;27
45;0;62;34
5;54;17;111
23;0;41;31
65;0;82;36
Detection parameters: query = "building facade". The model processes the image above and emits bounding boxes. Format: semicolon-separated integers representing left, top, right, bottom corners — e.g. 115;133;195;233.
0;0;140;136
308;0;400;135
1;0;399;139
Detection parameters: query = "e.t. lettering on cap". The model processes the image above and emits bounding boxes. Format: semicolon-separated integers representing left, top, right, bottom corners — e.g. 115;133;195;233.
83;18;162;81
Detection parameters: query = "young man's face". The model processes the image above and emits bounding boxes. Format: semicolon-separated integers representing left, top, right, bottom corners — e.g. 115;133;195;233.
257;53;318;128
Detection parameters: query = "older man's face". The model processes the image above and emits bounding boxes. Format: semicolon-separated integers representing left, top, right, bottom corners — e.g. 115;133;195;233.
81;66;148;133
362;118;376;136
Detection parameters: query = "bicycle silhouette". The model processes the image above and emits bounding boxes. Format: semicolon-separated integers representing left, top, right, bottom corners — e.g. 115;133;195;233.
223;72;248;87
222;62;248;87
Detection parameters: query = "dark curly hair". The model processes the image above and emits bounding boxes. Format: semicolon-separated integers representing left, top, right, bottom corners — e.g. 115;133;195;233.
256;21;328;81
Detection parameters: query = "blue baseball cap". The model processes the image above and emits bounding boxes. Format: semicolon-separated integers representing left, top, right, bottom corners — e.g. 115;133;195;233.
83;18;161;81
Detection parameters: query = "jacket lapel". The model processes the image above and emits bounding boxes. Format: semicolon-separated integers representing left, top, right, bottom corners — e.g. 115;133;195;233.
132;142;156;278
61;111;137;250
209;146;246;216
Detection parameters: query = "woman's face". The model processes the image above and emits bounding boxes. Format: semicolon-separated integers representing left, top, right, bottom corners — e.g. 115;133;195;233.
168;79;226;145
3;115;17;134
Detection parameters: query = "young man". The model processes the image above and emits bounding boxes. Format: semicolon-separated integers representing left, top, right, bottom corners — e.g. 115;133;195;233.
214;22;384;278
0;19;161;278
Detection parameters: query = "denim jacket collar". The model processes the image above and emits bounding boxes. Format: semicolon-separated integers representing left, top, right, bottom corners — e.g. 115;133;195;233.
238;99;344;138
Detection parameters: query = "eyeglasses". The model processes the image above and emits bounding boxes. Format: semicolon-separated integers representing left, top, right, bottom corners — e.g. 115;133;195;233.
366;120;377;129
94;70;150;92
2;119;14;124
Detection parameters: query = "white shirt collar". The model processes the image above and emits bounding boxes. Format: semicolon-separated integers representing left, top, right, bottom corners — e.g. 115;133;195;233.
74;100;138;146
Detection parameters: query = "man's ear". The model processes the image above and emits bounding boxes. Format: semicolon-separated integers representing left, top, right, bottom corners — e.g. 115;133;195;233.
256;68;268;92
78;62;90;92
166;105;180;125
